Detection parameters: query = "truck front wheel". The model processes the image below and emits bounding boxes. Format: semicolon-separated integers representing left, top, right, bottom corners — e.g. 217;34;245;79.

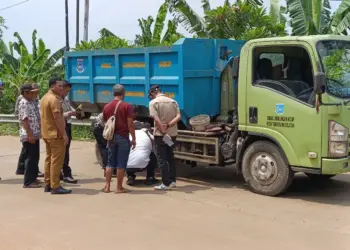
242;141;294;196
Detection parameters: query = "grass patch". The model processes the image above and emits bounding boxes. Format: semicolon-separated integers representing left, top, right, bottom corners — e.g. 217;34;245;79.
0;123;94;141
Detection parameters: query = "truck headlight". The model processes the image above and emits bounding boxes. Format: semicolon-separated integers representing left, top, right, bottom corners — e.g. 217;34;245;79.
329;121;348;158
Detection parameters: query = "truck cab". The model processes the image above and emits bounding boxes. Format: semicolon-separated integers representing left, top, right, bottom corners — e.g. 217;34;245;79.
236;35;350;195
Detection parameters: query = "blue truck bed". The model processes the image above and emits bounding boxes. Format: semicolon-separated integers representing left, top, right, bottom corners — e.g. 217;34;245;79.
64;38;245;123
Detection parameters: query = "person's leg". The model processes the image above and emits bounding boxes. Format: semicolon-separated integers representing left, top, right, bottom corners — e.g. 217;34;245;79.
115;135;130;193
16;145;26;174
44;139;52;191
49;138;71;194
168;137;177;185
154;137;171;188
23;140;40;188
144;153;159;185
126;169;137;186
105;136;117;193
63;123;76;183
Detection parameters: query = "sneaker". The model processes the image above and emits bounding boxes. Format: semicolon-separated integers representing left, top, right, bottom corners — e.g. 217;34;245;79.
23;183;42;188
154;183;170;190
63;176;78;184
169;182;177;188
37;171;44;178
51;187;72;195
16;170;25;175
144;177;160;185
44;185;52;193
126;177;135;186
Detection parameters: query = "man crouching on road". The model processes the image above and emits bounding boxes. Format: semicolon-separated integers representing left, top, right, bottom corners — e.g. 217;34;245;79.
91;108;159;185
126;121;159;186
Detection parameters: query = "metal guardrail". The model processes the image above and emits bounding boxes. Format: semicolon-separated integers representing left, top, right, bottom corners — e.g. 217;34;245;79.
0;114;95;126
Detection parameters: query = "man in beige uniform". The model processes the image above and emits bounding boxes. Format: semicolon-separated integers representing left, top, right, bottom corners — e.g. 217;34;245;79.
40;77;71;195
148;85;181;190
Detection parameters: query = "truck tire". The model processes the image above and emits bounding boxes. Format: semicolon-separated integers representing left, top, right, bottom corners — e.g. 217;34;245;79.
242;141;294;196
95;142;104;168
305;173;335;181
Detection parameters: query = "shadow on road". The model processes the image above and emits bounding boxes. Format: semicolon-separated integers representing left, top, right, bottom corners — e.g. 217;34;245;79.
282;174;350;206
174;163;350;206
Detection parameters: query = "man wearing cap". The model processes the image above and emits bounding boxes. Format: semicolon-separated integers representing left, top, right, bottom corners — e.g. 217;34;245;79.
148;85;181;190
40;77;71;195
15;85;44;177
60;80;78;184
18;83;41;188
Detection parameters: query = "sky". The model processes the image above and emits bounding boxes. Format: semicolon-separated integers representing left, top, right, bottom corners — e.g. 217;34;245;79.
0;0;341;52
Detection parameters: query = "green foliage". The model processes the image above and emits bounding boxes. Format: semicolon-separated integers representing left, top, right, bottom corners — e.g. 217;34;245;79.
134;1;183;47
169;0;285;40
286;0;350;35
0;123;94;141
0;30;65;113
73;29;130;51
323;49;350;83
0;16;6;39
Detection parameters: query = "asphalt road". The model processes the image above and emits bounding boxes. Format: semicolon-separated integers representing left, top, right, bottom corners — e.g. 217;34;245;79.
0;136;349;250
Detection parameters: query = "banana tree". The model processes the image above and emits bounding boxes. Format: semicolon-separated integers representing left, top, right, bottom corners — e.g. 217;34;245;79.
286;0;350;35
134;1;182;46
0;30;65;100
0;16;6;39
167;0;264;38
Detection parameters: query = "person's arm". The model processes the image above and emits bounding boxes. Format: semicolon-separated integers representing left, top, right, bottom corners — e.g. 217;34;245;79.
49;99;68;144
14;95;22;118
149;102;167;134
63;99;76;118
19;102;35;144
127;105;136;149
167;102;181;128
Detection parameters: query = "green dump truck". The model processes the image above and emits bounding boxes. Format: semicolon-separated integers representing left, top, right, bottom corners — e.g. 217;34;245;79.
65;35;350;196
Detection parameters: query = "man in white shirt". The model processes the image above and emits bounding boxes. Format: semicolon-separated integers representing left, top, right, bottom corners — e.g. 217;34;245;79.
126;123;159;186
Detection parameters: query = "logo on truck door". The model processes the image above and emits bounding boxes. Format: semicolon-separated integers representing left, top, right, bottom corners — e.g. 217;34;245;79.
275;103;285;115
76;59;84;73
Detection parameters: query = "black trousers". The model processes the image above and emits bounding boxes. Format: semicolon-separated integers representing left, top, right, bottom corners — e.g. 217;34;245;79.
23;140;40;186
126;152;158;179
16;146;26;173
93;124;108;168
62;122;72;177
154;136;176;186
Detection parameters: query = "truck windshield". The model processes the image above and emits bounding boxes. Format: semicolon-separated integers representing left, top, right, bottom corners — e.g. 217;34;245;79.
317;40;350;98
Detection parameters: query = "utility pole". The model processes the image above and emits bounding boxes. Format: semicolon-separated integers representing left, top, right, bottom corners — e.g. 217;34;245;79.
83;0;89;41
76;0;80;46
65;0;70;51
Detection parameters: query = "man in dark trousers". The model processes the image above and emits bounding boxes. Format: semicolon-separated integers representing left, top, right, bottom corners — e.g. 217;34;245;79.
18;83;41;188
60;81;78;184
15;86;44;177
148;85;181;190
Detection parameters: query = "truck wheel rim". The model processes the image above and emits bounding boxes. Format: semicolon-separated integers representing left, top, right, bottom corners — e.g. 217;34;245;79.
250;153;278;185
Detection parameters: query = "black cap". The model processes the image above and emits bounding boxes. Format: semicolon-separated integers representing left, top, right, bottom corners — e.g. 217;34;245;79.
148;85;161;96
64;80;72;88
21;83;39;92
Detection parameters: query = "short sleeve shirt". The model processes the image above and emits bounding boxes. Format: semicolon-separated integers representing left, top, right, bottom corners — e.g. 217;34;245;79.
149;94;180;137
18;98;41;142
40;90;64;139
103;100;133;138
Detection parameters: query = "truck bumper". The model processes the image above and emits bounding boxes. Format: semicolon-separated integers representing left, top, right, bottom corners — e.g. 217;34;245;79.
322;157;350;175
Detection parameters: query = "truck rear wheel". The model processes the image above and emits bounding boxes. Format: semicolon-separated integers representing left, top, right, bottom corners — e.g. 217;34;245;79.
242;141;293;196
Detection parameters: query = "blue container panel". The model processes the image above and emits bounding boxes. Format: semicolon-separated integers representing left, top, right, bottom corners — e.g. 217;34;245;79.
93;55;117;83
183;78;219;118
71;84;90;102
68;56;90;83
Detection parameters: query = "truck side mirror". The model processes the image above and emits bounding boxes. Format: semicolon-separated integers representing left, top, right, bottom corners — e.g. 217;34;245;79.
314;72;326;95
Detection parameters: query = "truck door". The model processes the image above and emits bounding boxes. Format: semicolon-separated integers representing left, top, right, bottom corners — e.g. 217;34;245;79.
244;41;322;169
